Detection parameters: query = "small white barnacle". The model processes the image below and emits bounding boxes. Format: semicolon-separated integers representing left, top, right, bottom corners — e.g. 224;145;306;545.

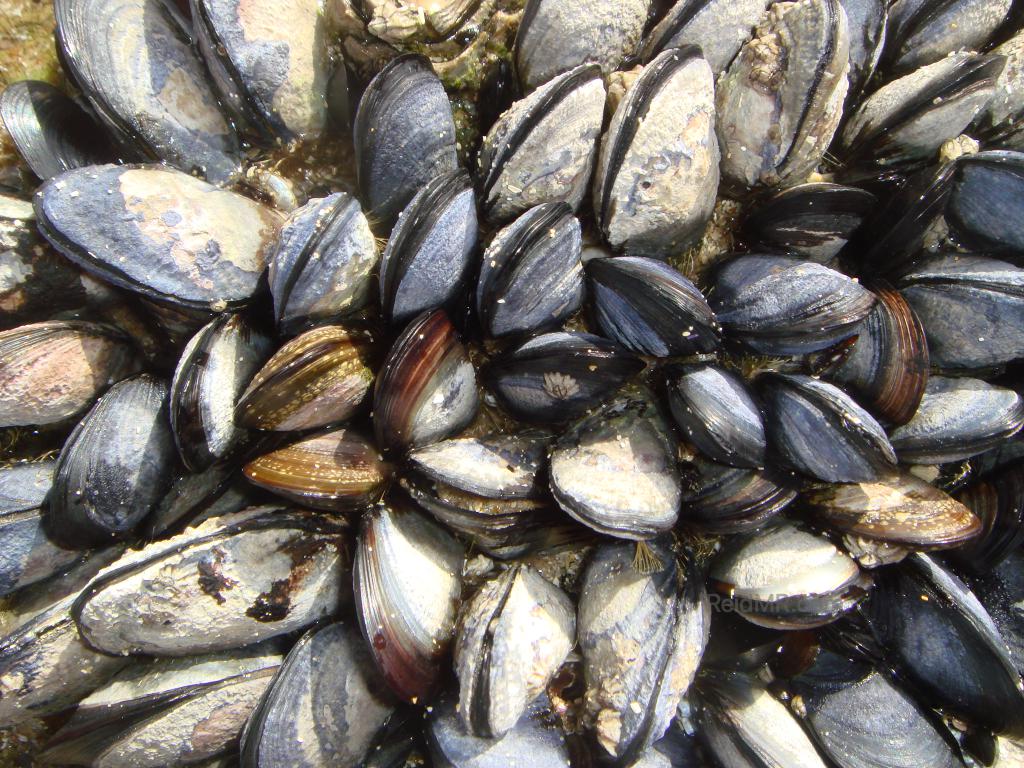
543;372;580;400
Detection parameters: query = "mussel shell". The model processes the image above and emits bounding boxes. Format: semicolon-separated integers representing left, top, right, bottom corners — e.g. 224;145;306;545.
588;256;721;357
144;462;256;538
863;553;1024;737
408;432;547;500
170;313;272;472
678;457;796;534
710;254;876;355
427;696;571;768
192;0;330;142
947;151;1024;259
50;374;177;546
716;0;850;189
639;0;775;73
478;65;605;223
243;428;392;512
354;55;458;228
267;192;379;330
804;471;982;548
898;254;1024;371
359;0;481;44
970;549;1024;675
42;645;282;767
0;80;113;180
0;590;129;725
579;540;709;761
549;389;681;539
0;320;139;428
373;310;478;454
400;475;553;560
513;0;652;90
761;374;897;483
882;0;1013;76
455;565;575;738
593;47;719;256
72;507;351;656
35;165;282;311
953;461;1024;573
354;504;464;703
379;171;478;327
838;0;888;103
709;519;869;629
840;52;1006;172
975;33;1024;150
476;203;583;338
665;364;765;469
235;325;376;432
826;285;929;426
54;0;240;183
240;622;395;767
887;377;1024;464
741;183;877;265
0;461;80;597
484;331;644;423
784;649;964;768
694;669;830;768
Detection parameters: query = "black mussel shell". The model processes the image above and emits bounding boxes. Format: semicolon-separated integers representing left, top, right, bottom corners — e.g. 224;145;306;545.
666;364;766;469
0;320;139;428
169;312;272;472
711;254;876;355
899;254;1024;371
35;165;282;311
761;373;898;483
240;621;395;767
804;471;982;549
484;331;645;423
579;540;709;762
268;191;379;331
640;0;775;72
678;456;796;534
588;256;721;357
824;285;929;426
143;461;256;538
355;504;464;704
408;432;547;500
49;374;178;546
839;0;888;103
695;668;847;768
888;377;1024;464
593;47;719;257
40;644;282;766
953;461;1024;574
191;0;330;143
476;202;583;339
513;0;652;91
0;81;114;181
379;171;478;328
454;565;575;738
354;55;459;229
947;150;1024;261
863;553;1024;737
373;310;478;454
709;519;870;629
0;461;79;597
549;388;680;539
54;0;240;183
970;549;1024;676
73;507;351;655
235;325;376;432
839;52;1006;174
784;649;965;768
881;0;1012;76
850;161;957;276
478;64;605;223
741;183;877;266
244;428;392;512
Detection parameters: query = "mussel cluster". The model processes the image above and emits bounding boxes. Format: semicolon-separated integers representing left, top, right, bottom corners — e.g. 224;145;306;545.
3;0;1024;766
